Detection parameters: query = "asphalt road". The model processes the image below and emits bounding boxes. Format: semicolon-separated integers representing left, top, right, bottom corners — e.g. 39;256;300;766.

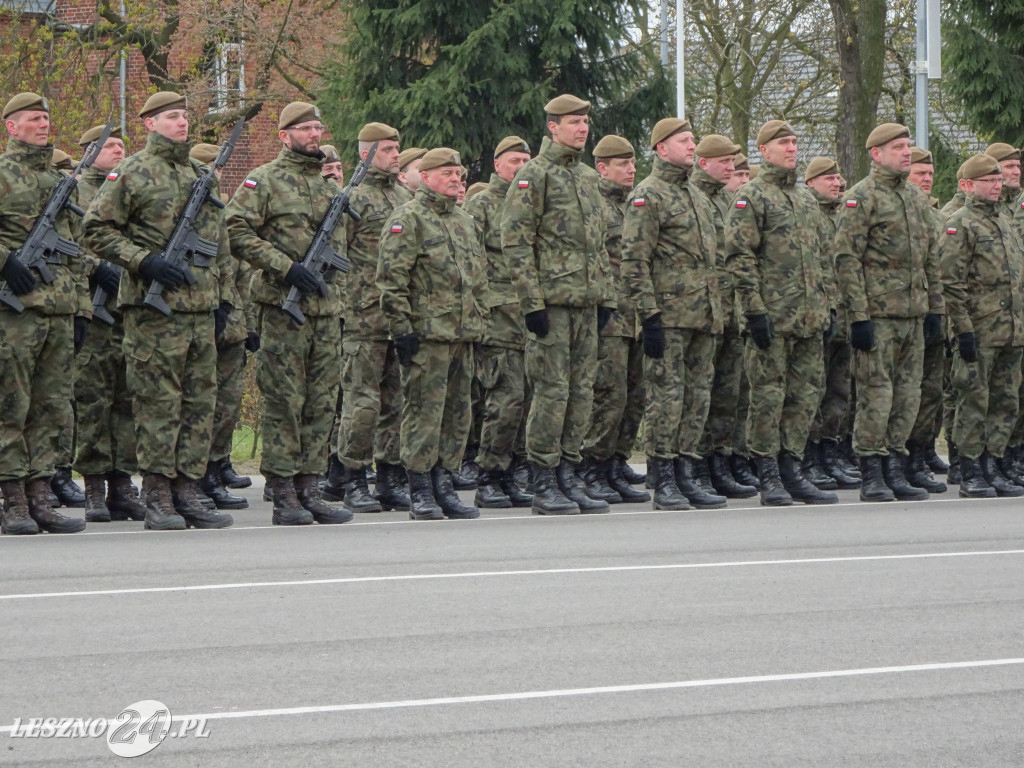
2;473;1023;766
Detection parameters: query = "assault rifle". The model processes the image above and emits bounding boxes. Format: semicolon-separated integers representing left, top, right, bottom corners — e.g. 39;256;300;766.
144;116;246;316
0;120;114;312
91;264;122;325
281;141;378;325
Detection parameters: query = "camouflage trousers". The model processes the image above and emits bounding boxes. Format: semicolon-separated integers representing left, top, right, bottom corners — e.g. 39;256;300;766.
209;340;247;463
476;345;526;472
1008;358;1024;448
524;305;598;468
337;338;403;470
0;311;72;482
851;317;923;457
951;346;1023;459
909;335;946;445
731;358;751;456
123;308;216;481
466;375;483;461
56;396;75;469
583;335;644;461
809;338;852;443
700;330;744;455
73;319;137;476
257;307;341;478
745;333;824;457
400;340;474;474
643;328;717;460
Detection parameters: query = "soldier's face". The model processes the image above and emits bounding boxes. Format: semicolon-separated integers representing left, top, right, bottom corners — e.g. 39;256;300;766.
806;172;842;200
146;109;189;142
549;114;589;150
598;156;635;187
657;131;696;169
399;159;422;190
422;166;462;198
322;161;343;183
761;136;798;169
699;154;734;184
907;163;934;195
725;169;749;192
1001;158;1021;188
6;110;50;146
494;150;530;183
967;174;1003;202
873;138;912;172
282;120;324;155
370;140;401;173
93;137;125;171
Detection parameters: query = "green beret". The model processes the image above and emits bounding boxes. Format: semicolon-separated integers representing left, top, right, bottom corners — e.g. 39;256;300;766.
650;117;692;149
985;142;1020;162
961;153;1001;180
749;165;760;179
279;102;321;130
544;94;591;116
755;120;795;147
466;181;489;200
733;153;749;171
910;146;933;165
495;135;531;158
3;92;49;120
358;122;399;142
593;135;634;160
418;147;463;172
78;124;123;147
51;149;72;170
320;144;341;164
805;156;839;181
865;122;910;149
139;91;187;120
397;147;427;170
695;134;741;159
189;143;219;164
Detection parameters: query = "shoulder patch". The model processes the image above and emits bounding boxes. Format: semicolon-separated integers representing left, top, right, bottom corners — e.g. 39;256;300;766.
946;227;958;235
517;180;529;189
390;224;403;234
633;198;646;207
735;199;748;208
243;178;258;189
106;171;119;181
845;200;858;208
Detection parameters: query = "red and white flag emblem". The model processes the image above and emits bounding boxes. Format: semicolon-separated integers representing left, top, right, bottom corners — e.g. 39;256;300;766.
633;198;646;206
735;199;747;208
946;227;958;235
391;224;403;233
106;171;119;181
845;200;858;207
517;180;529;188
243;178;258;189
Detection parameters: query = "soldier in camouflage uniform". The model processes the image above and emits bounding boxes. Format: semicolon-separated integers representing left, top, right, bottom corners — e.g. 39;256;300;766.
225;102;352;526
377;148;488;520
939;153;1024;498
726;120;837;506
0;93;88;535
832;122;945;503
986;143;1021;218
726;154;750;194
83;91;238;530
397;147;426;194
463;136;534;509
320;144;344;186
622;118;724;510
501;94;615;515
725;152;754;482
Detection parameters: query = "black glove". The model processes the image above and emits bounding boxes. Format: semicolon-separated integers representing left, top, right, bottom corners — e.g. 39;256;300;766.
74;316;89;354
214;301;231;340
394;332;419;367
339;317;345;337
597;306;612;332
245;330;261;353
923;313;943;346
285;263;328;297
138;253;186;289
747;313;773;350
850;320;875;351
823;309;837;345
1;254;38;296
524;309;549;338
958;331;978;363
93;262;121;296
641;314;665;359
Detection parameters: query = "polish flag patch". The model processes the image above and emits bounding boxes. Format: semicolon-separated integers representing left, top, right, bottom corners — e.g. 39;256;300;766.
517;180;529;188
946;227;958;235
243;178;258;189
735;199;748;208
845;200;858;207
633;198;646;207
390;224;403;233
106;171;119;181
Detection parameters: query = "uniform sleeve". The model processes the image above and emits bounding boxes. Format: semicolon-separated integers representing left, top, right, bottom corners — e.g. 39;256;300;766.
66;188;95;317
725;191;766;317
376;209;418;338
831;189;872;324
500;167;545;315
224;176;294;280
621;188;662;322
938;213;972;336
924;206;945;314
81;171;151;274
216;222;242;308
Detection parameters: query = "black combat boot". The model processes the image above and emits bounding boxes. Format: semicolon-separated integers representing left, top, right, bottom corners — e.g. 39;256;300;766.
778;451;838;503
980;452;1024;497
858;456;895;502
607;455;651;503
904;441;947;493
673;456;727;509
582;457;623;503
451;461;478;490
512;455;531;490
295;474;353;523
529;463;579;515
142;473;186;530
27;479;86;533
341;465;382;513
729;453;761;490
172;477;233;528
50;467;85;508
801;441;839;490
708;451;757;498
474;467;512;508
959;456;996;498
218;459;252;489
199;461;249;509
947;442;962;485
616;455;646;485
820;439;860;489
408;470;444;520
431;466;480;519
881;453;928;500
999;452;1024;487
649;456;691;510
83;475;111;523
754;455;793;506
556;460;609;513
375;462;411;511
836;436;861;479
321;454;346;502
107;471;147;520
924;441;949;475
269;476;314;525
500;464;534;507
1;480;40;535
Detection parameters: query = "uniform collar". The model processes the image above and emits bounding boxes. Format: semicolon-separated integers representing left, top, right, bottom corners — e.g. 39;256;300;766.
488;173;510;195
965;193;1000;213
759;160;797;188
146;131;193;165
83;165;111;183
809;186;841;212
652;155;691;184
539;135;582;167
365;166;398;187
689;166;725;197
277;146;325;173
4;138;54;171
598;176;630;201
870;160;909;189
416;184;458;214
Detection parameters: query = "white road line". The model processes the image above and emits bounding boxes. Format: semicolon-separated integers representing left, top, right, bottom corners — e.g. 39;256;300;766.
2;548;1022;601
2;657;1018;733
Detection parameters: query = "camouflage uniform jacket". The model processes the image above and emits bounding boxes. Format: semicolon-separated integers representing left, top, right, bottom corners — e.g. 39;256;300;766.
596;176;639;338
0;139;89;316
809;187;846;335
377;185;488;343
832;161;944;323
82;131;239;313
691;165;738;333
939;195;1024;348
500;136;614;314
998;184;1020;218
344;166;412;339
78;164;118;318
462;173;524;349
725;160;830;338
225;146;343;318
623;157;721;333
940;189;965;220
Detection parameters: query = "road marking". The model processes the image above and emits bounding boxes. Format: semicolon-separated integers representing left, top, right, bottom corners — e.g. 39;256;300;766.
2;548;1022;601
2;656;1018;733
